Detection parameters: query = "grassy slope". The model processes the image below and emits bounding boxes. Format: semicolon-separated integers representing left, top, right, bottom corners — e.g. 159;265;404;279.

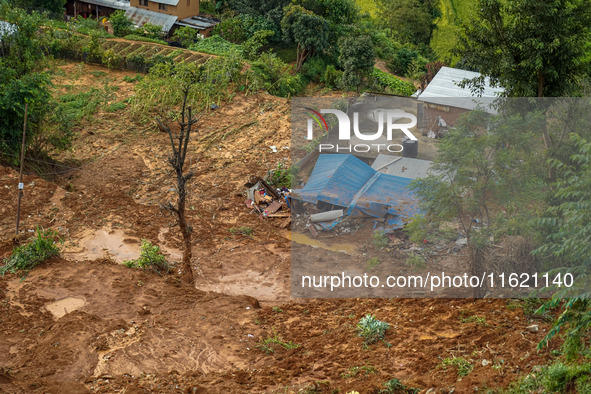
430;0;476;64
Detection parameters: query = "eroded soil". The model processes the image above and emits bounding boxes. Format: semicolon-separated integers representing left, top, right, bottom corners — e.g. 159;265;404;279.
0;62;556;393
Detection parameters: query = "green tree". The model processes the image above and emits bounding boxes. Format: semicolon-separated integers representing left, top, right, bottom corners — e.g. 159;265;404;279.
378;0;435;47
338;35;375;91
458;0;591;180
409;109;545;296
458;0;591;98
9;0;65;14
281;4;330;71
172;26;202;48
109;10;133;37
242;29;274;60
211;16;246;43
229;0;289;27
294;0;359;24
535;134;591;361
0;8;51;158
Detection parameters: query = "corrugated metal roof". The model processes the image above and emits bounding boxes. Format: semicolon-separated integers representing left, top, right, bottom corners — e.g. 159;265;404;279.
293;154;421;228
149;0;179;7
418;66;504;113
294;154;376;207
79;0;130;9
125;7;177;32
177;15;219;29
372;154;439;180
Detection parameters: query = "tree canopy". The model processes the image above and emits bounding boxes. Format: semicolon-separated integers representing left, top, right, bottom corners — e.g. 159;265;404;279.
457;0;591;97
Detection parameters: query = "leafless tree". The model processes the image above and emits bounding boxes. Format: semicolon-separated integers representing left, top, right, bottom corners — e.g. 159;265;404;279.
157;71;200;285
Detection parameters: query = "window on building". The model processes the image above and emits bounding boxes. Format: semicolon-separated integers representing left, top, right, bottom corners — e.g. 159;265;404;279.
158;3;167;10
139;0;148;5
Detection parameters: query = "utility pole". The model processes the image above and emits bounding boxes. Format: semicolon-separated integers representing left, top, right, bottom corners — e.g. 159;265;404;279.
15;103;27;235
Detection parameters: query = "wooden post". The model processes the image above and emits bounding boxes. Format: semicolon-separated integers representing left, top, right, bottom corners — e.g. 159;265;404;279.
15;103;28;235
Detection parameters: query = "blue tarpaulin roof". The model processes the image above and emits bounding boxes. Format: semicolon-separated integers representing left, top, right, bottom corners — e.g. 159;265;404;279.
295;154;376;207
294;154;421;229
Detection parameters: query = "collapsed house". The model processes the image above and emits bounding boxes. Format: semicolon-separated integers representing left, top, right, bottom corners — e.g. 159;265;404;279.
292;154;433;233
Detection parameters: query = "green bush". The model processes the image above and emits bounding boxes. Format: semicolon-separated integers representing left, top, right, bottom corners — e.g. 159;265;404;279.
249;52;305;98
122;34;168;45
172;26;202;48
211;17;246;43
190;36;243;56
102;49;123;69
321;64;342;89
372;68;416;96
69;16;113;38
109;10;133;37
301;57;330;83
106;102;127;112
0;228;61;276
123;74;144;83
136;23;165;41
242;29;274;60
405;252;426;269
123;239;171;275
237;14;280;42
357;314;390;345
381;378;419;394
440;356;473;377
372;229;388;248
509;362;591;393
389;47;420;76
267;160;293;188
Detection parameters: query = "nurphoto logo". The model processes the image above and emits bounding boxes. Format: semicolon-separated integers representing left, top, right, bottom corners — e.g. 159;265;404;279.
304;107;418;153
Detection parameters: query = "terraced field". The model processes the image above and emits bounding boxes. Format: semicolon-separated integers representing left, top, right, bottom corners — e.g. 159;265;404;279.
100;38;211;67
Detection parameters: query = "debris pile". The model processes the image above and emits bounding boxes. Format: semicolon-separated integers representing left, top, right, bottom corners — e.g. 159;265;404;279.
244;176;291;223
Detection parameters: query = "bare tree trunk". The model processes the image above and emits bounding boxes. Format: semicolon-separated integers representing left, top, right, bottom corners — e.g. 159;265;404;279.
158;92;199;285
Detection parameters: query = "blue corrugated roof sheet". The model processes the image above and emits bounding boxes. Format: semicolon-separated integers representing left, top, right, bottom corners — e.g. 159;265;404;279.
295;154;375;207
294;154;421;229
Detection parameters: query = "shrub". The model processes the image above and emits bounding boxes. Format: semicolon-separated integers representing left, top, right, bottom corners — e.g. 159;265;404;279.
389;47;419;76
123;239;171;274
509;361;591;393
256;332;299;354
229;227;253;236
405;252;426;269
123;74;144;83
267;160;293;189
249;52;305;97
122;34;168;45
110;10;133;37
321;64;342;89
440;356;473;377
172;26;203;48
301;57;329;83
102;49;123;69
190;36;243;56
366;257;380;271
0;228;61;276
372;68;416;96
381;378;419;394
106;102;127;112
357;314;390;345
242;29;274;60
372;230;388;248
211;17;246;43
136;23;164;41
237;14;280;41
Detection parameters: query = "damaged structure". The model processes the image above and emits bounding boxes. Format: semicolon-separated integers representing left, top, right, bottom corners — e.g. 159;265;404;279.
292;154;426;233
